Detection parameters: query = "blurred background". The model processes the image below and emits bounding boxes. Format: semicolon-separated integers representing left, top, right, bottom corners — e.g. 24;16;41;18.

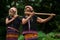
0;0;60;40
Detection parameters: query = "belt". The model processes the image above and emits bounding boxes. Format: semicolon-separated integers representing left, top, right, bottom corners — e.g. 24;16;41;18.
8;27;19;32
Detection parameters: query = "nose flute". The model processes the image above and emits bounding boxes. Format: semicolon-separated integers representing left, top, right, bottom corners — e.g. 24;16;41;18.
35;13;56;15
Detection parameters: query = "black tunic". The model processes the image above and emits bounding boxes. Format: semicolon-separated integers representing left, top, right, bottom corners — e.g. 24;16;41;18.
22;15;38;31
6;16;21;30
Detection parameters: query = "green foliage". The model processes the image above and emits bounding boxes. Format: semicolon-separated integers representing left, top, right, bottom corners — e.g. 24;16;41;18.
18;31;60;40
18;35;24;40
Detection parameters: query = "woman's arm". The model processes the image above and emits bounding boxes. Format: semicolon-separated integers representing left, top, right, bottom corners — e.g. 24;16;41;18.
22;15;32;24
22;12;34;24
5;15;18;24
5;18;15;24
37;15;55;23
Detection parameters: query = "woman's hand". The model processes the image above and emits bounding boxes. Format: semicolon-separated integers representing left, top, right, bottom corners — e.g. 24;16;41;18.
13;15;18;18
50;13;56;16
30;12;35;16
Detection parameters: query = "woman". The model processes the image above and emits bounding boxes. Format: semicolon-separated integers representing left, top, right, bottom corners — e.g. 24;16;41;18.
6;7;21;40
22;5;55;40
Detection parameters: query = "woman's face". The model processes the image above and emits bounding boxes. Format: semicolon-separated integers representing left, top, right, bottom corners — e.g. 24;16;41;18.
9;9;16;16
26;7;31;12
25;6;34;15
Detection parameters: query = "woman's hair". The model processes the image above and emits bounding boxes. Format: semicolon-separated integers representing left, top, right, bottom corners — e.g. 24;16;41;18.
9;7;18;16
24;5;34;12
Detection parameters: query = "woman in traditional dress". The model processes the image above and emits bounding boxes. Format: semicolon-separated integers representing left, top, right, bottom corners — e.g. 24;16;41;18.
6;7;21;40
22;5;55;40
